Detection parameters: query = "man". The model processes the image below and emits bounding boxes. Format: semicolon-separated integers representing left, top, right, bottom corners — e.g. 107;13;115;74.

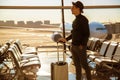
58;1;92;80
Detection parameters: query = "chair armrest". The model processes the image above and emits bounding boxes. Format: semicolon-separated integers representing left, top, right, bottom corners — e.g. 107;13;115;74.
112;54;120;61
113;54;120;56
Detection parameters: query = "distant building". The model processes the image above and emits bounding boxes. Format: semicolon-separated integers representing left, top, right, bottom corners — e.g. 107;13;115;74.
5;20;15;26
34;21;43;27
115;23;120;33
105;24;114;34
26;21;34;27
105;23;120;34
44;20;50;24
0;20;5;26
17;21;25;27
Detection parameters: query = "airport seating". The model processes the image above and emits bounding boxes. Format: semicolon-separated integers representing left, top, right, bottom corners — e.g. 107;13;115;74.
0;44;9;63
67;37;102;59
87;38;102;57
6;39;14;47
14;39;40;59
95;44;120;79
0;39;14;63
88;41;110;61
7;44;41;80
112;44;120;61
87;38;94;50
0;39;41;79
14;39;37;55
94;42;118;65
95;43;120;65
87;38;100;51
88;41;110;74
0;45;10;79
13;44;40;61
0;39;15;79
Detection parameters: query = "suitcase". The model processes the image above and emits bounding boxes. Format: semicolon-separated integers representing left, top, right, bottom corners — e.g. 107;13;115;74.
51;42;68;80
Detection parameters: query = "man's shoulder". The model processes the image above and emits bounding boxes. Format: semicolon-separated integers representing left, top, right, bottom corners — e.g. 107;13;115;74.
81;15;88;20
78;15;88;23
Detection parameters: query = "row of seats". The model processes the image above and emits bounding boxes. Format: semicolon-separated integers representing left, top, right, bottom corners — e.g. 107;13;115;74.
0;39;16;79
0;39;13;63
0;39;41;80
87;38;120;79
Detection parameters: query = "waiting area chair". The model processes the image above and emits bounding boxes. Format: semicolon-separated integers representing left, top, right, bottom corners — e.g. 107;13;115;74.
95;44;120;80
7;44;41;80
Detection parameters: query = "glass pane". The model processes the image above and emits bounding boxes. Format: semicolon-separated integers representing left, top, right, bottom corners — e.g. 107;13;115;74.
64;8;120;23
64;0;120;6
0;0;61;6
0;9;62;45
0;9;61;24
0;8;120;25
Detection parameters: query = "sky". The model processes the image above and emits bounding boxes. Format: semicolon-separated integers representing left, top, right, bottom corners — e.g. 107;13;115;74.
0;0;120;23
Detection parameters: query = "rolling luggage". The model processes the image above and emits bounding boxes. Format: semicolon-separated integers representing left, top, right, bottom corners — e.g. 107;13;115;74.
51;42;68;80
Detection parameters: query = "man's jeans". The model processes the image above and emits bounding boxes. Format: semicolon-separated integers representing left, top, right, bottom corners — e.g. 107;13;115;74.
71;45;92;80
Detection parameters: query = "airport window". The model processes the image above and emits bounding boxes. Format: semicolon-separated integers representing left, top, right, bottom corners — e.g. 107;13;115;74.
0;0;120;34
0;0;120;23
0;9;62;24
0;0;61;6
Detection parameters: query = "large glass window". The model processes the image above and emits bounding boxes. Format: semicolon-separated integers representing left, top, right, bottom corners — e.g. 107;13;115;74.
1;9;119;24
64;8;120;23
0;9;61;24
64;0;120;6
0;0;61;6
0;0;120;23
0;0;120;45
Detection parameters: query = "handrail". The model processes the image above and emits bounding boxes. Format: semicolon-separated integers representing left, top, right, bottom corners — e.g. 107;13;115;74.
0;5;120;9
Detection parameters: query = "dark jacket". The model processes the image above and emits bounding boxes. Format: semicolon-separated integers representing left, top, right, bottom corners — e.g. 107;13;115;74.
66;14;90;46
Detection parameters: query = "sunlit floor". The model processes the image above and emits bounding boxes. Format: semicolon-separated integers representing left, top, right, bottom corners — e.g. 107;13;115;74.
0;49;118;80
36;49;75;80
36;47;97;80
36;47;119;80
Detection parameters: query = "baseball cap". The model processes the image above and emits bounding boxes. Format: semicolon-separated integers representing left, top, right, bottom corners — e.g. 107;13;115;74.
72;1;84;13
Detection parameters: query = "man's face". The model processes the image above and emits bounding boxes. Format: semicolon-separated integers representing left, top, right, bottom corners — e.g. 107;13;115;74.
71;5;80;15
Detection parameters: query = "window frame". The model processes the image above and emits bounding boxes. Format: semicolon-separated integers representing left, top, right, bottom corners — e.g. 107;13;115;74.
0;5;120;9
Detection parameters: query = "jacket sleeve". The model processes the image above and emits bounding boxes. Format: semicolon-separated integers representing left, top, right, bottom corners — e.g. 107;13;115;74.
66;34;72;41
66;30;72;41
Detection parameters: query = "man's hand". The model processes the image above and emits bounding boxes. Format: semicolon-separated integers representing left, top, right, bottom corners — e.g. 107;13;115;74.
58;38;67;43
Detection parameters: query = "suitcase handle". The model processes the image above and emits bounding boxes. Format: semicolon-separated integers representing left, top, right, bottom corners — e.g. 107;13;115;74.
57;42;65;64
57;42;59;63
